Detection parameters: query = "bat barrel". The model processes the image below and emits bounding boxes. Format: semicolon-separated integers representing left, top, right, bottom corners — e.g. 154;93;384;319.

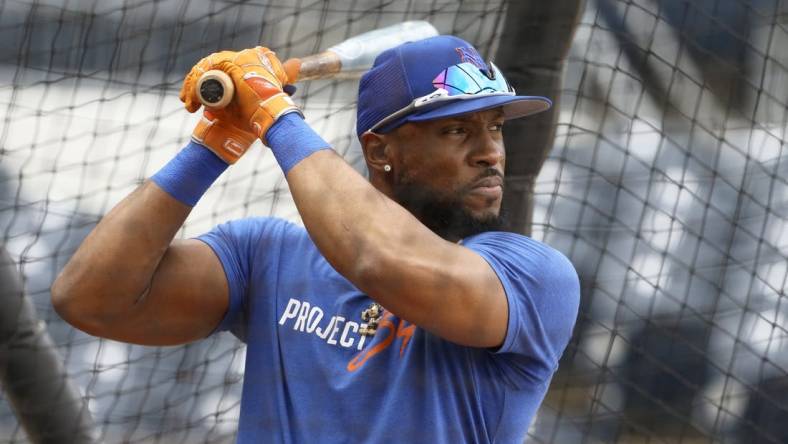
296;51;342;81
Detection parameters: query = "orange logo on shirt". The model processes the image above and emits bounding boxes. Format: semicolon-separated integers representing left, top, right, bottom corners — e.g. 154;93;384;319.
346;312;415;372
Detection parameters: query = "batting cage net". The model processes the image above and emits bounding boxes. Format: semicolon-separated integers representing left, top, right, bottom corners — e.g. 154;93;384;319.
1;0;786;443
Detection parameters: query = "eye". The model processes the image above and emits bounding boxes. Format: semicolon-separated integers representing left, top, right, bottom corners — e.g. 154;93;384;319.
489;122;504;132
443;126;467;135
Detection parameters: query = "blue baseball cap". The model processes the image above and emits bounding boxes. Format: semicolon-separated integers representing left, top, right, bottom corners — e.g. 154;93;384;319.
356;35;551;138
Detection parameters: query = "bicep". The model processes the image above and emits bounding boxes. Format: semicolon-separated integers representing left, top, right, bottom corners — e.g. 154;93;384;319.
430;246;509;347
373;243;509;348
105;239;229;346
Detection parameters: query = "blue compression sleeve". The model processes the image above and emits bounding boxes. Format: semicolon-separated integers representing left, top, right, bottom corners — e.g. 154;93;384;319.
266;113;331;174
150;141;228;207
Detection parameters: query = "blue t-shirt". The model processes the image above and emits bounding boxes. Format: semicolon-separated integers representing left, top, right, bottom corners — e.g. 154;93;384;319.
198;217;579;443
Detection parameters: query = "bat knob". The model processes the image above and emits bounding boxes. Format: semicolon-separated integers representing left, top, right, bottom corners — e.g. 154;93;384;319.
197;70;234;109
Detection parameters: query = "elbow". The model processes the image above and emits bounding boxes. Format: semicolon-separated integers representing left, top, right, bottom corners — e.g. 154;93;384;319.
50;273;83;327
51;274;70;317
352;246;419;304
50;272;114;335
350;249;385;294
351;243;410;297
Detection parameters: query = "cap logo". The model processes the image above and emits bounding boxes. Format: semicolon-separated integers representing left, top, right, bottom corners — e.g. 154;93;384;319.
455;47;485;70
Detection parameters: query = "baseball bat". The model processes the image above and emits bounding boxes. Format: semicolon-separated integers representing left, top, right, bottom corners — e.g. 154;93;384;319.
197;21;439;108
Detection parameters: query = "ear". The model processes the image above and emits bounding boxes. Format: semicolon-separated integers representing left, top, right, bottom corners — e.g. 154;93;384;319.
360;131;392;175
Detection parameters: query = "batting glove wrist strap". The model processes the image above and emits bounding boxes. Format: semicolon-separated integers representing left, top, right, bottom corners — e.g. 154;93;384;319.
150;142;228;207
191;110;257;164
249;92;302;144
266;113;331;175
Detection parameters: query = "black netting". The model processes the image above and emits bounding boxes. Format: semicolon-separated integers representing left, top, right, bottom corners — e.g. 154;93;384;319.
1;1;786;443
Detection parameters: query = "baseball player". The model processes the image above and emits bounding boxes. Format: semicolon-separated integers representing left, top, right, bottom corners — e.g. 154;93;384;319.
52;35;580;443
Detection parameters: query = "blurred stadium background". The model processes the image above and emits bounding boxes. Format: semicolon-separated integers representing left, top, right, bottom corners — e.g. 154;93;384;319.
1;0;786;442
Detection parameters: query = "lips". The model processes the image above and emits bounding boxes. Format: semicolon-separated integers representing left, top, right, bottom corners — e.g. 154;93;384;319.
472;176;503;189
468;175;504;201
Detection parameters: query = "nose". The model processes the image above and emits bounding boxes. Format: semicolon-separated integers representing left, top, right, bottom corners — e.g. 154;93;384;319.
469;131;504;168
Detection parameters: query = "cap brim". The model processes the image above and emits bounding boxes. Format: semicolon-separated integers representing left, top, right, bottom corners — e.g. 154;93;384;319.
378;95;552;133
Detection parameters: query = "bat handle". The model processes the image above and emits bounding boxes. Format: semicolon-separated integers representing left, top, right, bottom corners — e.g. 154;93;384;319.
196;53;342;109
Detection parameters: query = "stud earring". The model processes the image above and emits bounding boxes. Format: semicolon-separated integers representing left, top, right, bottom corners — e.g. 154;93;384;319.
383;164;392;172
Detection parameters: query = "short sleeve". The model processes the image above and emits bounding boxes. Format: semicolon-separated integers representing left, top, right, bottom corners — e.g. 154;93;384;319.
196;217;290;341
463;232;580;387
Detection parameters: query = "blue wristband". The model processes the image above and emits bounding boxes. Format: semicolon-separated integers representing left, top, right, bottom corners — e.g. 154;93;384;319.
150;141;228;207
266;113;331;174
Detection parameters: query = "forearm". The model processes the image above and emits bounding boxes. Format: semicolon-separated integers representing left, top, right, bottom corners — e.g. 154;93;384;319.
287;151;506;345
267;115;416;273
270;117;454;325
52;182;189;323
289;150;446;265
52;143;226;328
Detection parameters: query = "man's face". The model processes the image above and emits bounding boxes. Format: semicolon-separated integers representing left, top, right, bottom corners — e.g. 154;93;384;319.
383;108;507;241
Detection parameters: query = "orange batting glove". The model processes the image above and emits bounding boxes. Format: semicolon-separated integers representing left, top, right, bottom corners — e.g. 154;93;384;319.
179;47;302;164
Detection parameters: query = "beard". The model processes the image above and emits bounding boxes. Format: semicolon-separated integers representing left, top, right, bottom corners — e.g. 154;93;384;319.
392;171;506;241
